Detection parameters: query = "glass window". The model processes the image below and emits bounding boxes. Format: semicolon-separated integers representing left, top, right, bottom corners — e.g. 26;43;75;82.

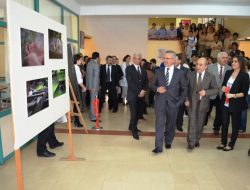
64;10;78;41
69;42;79;55
40;0;61;23
15;0;34;9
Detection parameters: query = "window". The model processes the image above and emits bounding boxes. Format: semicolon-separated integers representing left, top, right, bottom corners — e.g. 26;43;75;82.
15;0;34;9
40;0;61;23
64;9;78;41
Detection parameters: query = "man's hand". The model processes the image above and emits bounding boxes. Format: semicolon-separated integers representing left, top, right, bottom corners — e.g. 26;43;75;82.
138;90;146;97
226;93;234;99
184;100;190;107
157;86;166;94
199;90;206;97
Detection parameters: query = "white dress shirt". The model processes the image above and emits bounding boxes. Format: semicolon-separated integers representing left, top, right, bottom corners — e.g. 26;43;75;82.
165;65;175;84
196;70;205;99
74;64;83;85
217;64;224;75
133;64;141;74
196;70;205;82
106;64;112;82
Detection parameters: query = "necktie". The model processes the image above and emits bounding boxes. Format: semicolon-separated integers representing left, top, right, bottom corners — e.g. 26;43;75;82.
137;66;141;76
165;68;169;86
107;65;111;82
197;73;202;90
219;66;223;81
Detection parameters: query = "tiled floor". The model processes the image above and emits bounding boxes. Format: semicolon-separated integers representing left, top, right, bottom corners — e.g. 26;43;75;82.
0;104;250;190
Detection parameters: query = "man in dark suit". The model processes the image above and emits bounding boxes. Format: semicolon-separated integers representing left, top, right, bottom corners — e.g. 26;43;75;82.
37;123;64;157
151;50;187;153
99;55;120;113
126;53;148;140
185;58;219;151
175;53;190;132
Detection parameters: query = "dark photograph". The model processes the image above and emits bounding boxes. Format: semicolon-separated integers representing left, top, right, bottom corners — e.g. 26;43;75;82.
49;29;63;59
21;28;44;67
52;69;66;98
26;78;49;117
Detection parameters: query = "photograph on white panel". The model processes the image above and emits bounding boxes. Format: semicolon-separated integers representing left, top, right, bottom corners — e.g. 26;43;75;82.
49;29;63;59
21;28;44;67
26;78;49;117
52;69;66;98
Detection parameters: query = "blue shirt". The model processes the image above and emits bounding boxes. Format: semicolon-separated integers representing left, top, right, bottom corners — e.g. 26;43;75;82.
157;29;168;39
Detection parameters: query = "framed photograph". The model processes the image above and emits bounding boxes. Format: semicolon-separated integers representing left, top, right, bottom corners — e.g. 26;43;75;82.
52;69;66;98
21;28;44;67
49;29;63;59
26;77;49;117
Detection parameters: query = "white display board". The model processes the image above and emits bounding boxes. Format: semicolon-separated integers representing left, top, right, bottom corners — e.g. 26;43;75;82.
7;1;70;149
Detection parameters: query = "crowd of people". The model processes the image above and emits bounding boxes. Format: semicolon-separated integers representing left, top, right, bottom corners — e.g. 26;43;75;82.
71;45;249;155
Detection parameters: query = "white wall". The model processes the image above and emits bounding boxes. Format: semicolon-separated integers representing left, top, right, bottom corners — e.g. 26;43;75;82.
81;16;148;62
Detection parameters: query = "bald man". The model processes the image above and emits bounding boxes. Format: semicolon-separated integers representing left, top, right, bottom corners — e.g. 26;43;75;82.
185;58;219;151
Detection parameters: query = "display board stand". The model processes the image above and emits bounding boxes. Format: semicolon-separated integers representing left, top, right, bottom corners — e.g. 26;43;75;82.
15;149;23;190
60;111;85;161
69;80;88;133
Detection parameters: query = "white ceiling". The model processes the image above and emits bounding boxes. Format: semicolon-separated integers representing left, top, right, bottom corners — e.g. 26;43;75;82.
74;0;250;6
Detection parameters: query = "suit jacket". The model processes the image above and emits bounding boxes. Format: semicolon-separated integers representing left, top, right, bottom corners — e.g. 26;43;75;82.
100;64;119;88
186;71;219;112
221;70;250;112
126;64;148;102
180;65;190;77
86;59;100;94
151;67;187;110
207;63;231;99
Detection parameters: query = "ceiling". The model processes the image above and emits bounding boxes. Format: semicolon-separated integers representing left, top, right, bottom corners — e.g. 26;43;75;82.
74;0;250;6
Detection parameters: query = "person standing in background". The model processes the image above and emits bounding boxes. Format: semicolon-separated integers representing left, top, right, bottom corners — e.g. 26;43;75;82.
86;52;100;122
120;55;131;105
186;30;197;61
217;56;249;151
210;34;222;62
175;54;190;132
167;23;177;40
37;123;64;157
205;27;215;57
73;53;86;127
126;53;148;140
185;58;219;151
157;24;168;40
205;52;231;134
148;23;158;40
99;56;119;113
239;61;250;133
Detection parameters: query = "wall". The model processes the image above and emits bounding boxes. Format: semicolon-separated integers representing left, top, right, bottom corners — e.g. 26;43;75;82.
80;16;148;63
224;18;250;38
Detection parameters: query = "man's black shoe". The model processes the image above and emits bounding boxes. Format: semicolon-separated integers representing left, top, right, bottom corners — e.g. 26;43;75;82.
37;150;56;157
50;142;64;149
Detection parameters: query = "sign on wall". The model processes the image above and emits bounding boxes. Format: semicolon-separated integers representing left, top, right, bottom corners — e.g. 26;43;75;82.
7;1;70;149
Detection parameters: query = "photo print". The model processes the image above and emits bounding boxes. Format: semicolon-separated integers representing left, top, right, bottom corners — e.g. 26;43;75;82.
52;69;66;98
49;29;63;59
26;77;49;117
21;28;44;67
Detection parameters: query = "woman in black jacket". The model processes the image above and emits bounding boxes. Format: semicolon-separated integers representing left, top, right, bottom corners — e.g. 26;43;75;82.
217;56;249;151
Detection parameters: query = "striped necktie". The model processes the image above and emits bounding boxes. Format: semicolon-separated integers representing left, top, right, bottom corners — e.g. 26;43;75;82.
165;68;170;86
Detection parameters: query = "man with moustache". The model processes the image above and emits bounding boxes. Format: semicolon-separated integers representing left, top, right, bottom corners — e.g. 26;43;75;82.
185;58;219;151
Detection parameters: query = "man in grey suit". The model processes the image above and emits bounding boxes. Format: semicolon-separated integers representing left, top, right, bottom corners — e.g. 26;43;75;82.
86;52;100;122
205;52;231;134
151;50;187;153
185;58;219;151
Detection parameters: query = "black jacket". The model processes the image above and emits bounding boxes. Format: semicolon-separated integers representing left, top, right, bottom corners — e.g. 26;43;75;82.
221;70;249;112
99;64;119;88
126;64;148;102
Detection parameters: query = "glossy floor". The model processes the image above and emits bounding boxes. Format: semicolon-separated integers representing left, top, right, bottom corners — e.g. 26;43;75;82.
0;104;249;190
